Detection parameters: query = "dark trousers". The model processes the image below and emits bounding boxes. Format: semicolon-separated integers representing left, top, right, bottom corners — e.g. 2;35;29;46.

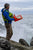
5;23;13;41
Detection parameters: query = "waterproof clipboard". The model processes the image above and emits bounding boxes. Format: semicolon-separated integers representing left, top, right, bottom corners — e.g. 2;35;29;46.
13;15;23;22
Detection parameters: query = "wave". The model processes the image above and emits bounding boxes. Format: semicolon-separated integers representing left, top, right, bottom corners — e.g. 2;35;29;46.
0;23;5;30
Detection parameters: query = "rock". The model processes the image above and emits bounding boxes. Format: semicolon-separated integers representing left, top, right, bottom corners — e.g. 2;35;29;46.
19;39;29;47
30;37;33;46
0;38;11;50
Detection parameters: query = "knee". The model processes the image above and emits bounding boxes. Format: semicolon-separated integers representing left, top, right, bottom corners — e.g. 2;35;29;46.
9;32;13;38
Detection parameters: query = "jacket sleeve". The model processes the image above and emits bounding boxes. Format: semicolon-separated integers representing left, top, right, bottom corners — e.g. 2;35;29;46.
3;11;15;21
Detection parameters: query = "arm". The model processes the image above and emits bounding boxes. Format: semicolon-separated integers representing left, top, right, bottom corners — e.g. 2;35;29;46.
3;11;15;21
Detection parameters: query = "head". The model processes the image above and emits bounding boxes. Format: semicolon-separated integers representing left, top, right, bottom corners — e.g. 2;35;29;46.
4;3;10;9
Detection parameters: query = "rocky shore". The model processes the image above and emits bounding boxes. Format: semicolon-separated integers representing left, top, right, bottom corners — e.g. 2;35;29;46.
0;37;33;50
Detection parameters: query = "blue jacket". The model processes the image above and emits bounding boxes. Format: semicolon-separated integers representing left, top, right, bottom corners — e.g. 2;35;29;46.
1;8;14;23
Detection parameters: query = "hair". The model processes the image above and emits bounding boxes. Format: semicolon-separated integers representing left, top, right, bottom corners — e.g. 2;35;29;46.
4;3;9;8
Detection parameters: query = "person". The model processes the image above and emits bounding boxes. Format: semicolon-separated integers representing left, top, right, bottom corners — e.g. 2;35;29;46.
1;3;15;41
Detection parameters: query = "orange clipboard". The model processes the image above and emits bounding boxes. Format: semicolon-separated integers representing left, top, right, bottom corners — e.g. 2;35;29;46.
13;14;23;22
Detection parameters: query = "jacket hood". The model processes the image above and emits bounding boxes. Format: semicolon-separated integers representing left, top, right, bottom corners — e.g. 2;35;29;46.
1;8;6;12
1;8;9;12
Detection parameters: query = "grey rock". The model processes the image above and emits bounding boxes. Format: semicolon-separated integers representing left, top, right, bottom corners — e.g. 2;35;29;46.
0;38;11;50
19;39;29;47
30;37;33;46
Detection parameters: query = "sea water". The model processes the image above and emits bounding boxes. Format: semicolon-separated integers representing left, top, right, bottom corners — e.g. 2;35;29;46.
0;14;33;45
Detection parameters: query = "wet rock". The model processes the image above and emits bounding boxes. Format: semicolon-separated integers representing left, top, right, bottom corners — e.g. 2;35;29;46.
30;37;33;46
0;38;11;50
19;39;29;47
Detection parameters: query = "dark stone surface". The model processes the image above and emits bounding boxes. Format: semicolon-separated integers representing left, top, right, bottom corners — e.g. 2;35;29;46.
19;39;29;47
0;38;11;50
30;37;33;46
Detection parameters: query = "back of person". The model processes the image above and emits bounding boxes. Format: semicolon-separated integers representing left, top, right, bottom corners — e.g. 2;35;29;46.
1;8;14;23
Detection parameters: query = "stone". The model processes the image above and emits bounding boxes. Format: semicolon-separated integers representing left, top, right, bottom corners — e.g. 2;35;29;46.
30;37;33;46
0;38;11;50
19;39;29;47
